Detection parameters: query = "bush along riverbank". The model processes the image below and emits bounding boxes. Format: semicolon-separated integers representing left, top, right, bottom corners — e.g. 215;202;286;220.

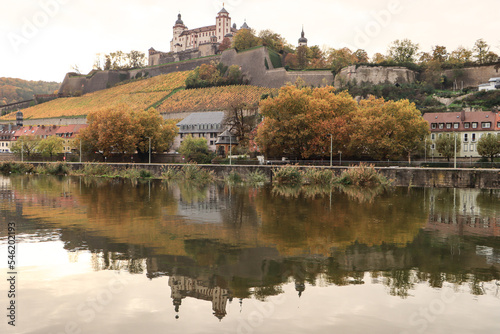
0;161;390;188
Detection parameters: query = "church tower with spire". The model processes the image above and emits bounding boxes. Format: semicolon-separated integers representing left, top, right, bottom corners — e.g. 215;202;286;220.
298;27;308;47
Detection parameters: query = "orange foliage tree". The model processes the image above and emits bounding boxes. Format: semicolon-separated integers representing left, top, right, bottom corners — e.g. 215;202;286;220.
349;97;430;161
79;104;178;157
255;86;429;160
256;85;356;159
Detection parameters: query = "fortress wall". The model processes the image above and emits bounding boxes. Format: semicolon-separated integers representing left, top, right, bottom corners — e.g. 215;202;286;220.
442;64;500;88
334;65;416;87
59;71;130;96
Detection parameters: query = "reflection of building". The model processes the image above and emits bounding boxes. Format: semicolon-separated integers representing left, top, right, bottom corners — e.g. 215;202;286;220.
426;189;500;237
169;275;232;320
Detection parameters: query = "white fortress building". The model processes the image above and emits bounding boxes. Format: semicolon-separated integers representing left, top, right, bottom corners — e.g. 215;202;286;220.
148;7;248;66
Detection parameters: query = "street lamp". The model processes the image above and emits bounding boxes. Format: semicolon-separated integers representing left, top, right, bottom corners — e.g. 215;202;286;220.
329;134;333;167
454;133;457;169
338;151;342;166
229;134;232;166
147;137;152;164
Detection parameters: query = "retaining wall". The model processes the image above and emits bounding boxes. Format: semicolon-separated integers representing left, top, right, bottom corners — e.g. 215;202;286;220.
26;163;500;189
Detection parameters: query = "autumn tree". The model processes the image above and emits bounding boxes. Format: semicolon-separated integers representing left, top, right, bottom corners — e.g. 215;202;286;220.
372;53;387;64
473;39;491;64
354;49;369;63
79;104;177;159
309;45;328;68
435;134;461;162
477;133;500;162
232;29;262;51
219;37;232;52
10;136;40;158
432;45;448;63
349;97;429;161
387;39;420;63
256;85;357;159
223;98;258;148
258;29;287;53
38;135;64;159
328;47;357;73
448;46;473;65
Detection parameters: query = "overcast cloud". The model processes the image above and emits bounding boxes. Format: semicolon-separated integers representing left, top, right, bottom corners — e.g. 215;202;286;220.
1;0;499;82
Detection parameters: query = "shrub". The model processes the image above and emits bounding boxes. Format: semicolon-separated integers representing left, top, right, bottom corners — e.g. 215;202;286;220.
247;170;268;184
180;164;215;184
38;162;71;175
303;168;334;185
335;163;389;186
161;167;180;181
0;162;35;174
226;171;243;184
273;165;303;184
79;163;115;176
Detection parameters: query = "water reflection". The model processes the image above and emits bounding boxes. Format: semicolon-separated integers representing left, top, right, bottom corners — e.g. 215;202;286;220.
1;175;499;323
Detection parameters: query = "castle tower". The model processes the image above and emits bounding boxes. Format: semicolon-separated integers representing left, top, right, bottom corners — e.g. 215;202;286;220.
298;27;308;47
171;13;188;52
216;7;231;43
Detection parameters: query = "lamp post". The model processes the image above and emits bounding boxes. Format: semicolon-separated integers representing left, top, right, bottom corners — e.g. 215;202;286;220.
147;137;151;164
454;133;457;169
79;140;82;163
424;138;427;163
229;134;232;166
339;151;342;166
329;134;333;167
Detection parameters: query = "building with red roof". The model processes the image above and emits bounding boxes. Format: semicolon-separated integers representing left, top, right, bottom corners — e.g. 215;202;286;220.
423;110;500;158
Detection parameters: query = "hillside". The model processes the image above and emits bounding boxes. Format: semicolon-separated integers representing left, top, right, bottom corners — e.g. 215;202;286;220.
1;71;278;121
0;78;60;105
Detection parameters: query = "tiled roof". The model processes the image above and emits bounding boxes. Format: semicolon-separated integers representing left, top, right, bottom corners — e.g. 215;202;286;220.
423;111;500;132
180;25;216;36
177;112;225;126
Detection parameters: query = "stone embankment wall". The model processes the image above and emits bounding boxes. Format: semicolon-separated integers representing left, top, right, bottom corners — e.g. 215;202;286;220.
32;163;500;189
334;65;416;87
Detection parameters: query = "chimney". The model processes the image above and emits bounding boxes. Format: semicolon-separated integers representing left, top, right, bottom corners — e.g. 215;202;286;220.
461;109;465;121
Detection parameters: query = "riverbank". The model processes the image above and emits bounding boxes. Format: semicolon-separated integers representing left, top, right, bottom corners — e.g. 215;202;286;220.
6;162;500;189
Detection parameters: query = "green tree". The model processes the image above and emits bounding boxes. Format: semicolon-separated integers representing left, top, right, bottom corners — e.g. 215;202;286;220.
387;39;420;63
477;133;500;162
38;136;64;159
232;29;262;51
435;134;461;162
328;47;357;74
10;136;40;158
448;46;473;64
126;50;147;69
133;108;178;158
178;135;214;163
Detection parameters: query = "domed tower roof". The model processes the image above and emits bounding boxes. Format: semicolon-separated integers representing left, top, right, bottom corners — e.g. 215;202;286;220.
298;27;308;45
232;23;237;29
175;13;184;25
240;20;250;29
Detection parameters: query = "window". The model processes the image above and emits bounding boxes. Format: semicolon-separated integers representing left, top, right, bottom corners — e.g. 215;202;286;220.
464;122;470;128
472;133;476;142
431;144;435;149
497;122;500;128
464;145;468;152
210;141;214;145
472;122;478;128
470;144;475;151
446;123;452;129
439;123;444;129
481;122;491;128
431;134;435;140
463;134;468;142
453;123;459;129
431;123;436;129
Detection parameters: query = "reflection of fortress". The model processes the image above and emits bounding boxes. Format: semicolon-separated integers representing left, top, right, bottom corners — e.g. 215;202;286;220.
169;275;232;320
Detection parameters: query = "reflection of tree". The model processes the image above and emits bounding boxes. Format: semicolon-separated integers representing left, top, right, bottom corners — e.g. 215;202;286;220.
383;269;416;298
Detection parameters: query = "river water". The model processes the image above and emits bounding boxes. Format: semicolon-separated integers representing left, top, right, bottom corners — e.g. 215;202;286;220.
0;175;499;334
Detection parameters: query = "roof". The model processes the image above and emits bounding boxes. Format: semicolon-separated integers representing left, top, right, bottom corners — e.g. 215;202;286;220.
218;7;228;14
177;112;225;126
215;129;238;145
56;124;88;138
240;21;249;29
423;111;500;132
180;25;216;36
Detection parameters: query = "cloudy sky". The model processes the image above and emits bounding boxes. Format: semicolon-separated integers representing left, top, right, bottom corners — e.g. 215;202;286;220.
1;0;499;83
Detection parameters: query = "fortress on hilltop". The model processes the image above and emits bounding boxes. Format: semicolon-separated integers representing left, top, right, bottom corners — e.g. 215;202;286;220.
149;7;250;66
